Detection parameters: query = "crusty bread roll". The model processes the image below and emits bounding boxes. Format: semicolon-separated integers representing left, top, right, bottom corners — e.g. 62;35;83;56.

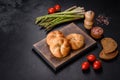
46;31;85;58
66;33;85;50
49;37;70;58
46;30;64;45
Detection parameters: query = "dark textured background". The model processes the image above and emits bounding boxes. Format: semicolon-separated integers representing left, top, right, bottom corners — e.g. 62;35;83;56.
0;0;120;80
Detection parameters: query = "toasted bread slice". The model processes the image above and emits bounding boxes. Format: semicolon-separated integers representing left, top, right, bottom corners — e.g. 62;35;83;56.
99;50;118;60
101;37;117;54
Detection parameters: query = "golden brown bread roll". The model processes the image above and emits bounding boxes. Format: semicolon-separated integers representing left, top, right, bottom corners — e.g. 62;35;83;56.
49;37;70;58
46;30;64;45
66;33;85;50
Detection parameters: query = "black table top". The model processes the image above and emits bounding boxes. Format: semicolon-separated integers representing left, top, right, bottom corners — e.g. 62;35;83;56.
0;0;120;80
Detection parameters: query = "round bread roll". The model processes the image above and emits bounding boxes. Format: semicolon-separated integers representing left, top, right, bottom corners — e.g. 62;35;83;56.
66;33;85;50
49;37;70;58
46;30;64;45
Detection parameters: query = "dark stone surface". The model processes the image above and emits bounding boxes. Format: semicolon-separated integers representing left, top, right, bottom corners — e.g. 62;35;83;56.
0;0;120;80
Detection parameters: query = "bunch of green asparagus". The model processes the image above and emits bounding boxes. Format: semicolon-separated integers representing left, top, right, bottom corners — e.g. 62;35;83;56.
35;6;85;31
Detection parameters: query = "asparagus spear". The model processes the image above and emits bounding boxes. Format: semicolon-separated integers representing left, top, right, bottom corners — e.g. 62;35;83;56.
35;6;85;31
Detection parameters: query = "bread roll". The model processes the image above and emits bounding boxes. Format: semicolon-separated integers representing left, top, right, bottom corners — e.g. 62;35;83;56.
66;33;85;50
46;30;64;45
49;37;70;58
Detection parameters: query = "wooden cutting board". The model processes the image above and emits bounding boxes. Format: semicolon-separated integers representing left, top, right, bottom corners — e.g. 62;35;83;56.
33;23;96;71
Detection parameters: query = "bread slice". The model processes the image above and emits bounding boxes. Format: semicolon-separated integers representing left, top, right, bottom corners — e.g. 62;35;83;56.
101;38;118;54
99;50;118;60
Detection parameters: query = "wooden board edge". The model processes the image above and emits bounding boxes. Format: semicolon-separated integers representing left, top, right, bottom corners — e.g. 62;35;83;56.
33;44;57;71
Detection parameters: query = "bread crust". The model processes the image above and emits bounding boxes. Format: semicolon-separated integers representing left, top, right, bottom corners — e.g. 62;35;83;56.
101;38;117;54
49;37;70;58
99;50;118;60
66;33;85;50
46;30;64;45
99;37;119;60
